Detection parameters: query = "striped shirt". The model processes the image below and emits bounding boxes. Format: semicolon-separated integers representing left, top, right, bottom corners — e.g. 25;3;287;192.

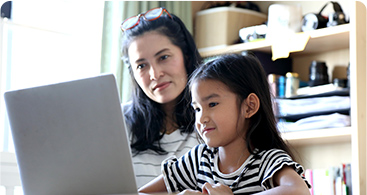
162;144;310;194
131;130;199;188
122;103;200;188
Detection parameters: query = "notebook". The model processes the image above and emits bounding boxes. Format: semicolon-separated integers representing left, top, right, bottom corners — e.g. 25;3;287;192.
4;74;137;195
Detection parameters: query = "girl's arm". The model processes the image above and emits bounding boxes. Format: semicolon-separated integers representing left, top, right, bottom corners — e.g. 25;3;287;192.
138;174;167;193
202;182;233;195
257;165;310;195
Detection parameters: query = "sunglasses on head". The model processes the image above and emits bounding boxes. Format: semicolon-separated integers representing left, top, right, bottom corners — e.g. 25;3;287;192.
121;7;172;32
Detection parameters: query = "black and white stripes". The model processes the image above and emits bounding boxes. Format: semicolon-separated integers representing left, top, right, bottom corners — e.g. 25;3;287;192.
162;144;310;194
132;130;199;188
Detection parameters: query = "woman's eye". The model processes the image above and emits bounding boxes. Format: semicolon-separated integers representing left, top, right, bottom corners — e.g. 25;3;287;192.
209;102;218;107
193;107;200;112
160;55;169;61
137;63;146;69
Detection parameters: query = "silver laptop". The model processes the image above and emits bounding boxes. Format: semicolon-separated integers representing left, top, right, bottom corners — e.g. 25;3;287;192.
4;74;137;195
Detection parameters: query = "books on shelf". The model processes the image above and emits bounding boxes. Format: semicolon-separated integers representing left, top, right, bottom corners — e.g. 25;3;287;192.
278;113;351;132
276;96;350;118
304;164;352;195
274;81;351;131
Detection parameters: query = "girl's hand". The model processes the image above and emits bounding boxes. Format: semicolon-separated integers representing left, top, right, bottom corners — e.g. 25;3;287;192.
177;189;203;195
177;183;233;195
202;182;233;195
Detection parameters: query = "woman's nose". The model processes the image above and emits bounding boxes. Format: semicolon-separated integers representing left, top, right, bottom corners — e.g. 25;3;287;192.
149;64;164;81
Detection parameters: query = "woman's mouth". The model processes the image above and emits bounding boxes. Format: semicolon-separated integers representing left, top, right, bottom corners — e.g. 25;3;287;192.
153;82;171;91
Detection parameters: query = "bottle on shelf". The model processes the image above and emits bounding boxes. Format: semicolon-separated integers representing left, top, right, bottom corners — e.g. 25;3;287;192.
285;72;300;98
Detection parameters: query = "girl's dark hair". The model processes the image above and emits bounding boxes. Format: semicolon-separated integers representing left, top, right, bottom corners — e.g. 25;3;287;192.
188;53;293;158
121;13;202;155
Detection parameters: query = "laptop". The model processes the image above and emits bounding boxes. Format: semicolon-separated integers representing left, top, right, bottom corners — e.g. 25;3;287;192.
4;74;138;195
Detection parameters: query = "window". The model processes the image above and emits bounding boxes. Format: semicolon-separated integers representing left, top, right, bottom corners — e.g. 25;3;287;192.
0;1;104;194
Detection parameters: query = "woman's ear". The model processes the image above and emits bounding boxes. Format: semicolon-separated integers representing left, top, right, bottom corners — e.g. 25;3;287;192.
242;93;260;118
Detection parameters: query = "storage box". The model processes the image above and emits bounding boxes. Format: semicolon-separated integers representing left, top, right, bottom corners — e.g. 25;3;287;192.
194;7;267;50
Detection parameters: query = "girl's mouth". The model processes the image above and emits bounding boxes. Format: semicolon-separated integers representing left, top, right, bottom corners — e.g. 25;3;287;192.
202;127;215;135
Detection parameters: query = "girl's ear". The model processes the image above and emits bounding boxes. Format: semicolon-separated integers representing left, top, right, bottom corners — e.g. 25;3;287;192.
242;93;260;118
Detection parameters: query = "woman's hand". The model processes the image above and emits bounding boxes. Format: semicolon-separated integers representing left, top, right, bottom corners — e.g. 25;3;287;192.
202;182;233;195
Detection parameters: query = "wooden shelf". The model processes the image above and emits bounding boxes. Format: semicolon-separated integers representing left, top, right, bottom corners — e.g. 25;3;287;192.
282;127;352;146
199;24;350;58
296;23;350;55
198;39;272;58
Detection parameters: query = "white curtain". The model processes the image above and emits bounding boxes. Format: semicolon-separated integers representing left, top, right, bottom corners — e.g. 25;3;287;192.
100;1;193;103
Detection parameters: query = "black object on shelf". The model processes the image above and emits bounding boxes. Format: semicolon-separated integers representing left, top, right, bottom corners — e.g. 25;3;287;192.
253;51;293;76
309;61;329;87
278;87;350;100
276;108;350;121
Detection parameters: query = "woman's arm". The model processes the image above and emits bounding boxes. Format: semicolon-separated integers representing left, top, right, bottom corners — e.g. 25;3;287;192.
256;166;310;195
138;174;168;193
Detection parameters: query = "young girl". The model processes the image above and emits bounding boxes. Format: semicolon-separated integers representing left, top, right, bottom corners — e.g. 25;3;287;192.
139;53;311;194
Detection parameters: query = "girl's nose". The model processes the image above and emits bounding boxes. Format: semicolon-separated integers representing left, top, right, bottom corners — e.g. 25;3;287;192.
198;112;209;124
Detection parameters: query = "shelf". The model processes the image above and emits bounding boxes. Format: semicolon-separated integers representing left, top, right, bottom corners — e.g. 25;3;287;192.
199;24;350;58
298;24;350;55
198;39;272;58
281;127;352;146
282;87;350;100
277;108;350;121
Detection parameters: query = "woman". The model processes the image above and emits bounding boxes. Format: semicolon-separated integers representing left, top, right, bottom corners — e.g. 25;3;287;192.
120;7;202;188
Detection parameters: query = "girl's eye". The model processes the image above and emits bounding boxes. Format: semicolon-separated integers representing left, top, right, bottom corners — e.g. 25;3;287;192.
209;102;218;107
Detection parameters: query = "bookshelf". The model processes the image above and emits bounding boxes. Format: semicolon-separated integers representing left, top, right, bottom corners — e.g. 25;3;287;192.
192;1;366;194
198;23;350;58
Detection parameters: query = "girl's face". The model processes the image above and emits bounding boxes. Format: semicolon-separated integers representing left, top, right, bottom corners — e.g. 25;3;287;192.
128;31;187;104
191;79;248;148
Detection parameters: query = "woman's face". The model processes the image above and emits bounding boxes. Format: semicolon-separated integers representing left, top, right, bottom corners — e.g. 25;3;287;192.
128;31;187;104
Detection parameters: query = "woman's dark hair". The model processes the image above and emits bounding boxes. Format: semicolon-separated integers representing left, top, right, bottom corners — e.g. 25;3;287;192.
188;53;293;158
121;13;202;155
